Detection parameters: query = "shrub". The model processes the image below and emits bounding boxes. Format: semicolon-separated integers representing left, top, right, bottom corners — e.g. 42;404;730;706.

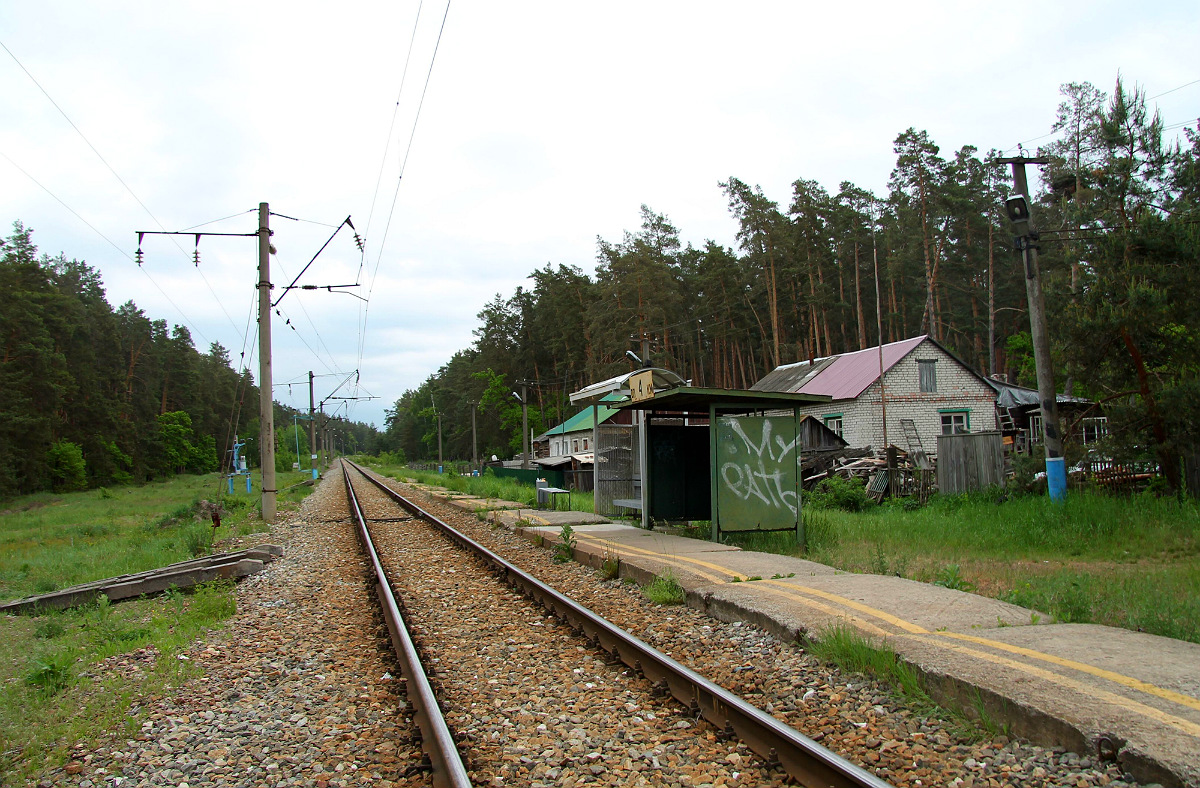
808;476;875;512
46;440;87;492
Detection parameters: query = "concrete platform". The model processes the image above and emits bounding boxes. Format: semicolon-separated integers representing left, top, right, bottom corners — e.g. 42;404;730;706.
512;517;1200;787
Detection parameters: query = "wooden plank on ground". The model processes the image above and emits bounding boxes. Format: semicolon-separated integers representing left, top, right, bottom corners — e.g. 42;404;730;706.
0;544;282;615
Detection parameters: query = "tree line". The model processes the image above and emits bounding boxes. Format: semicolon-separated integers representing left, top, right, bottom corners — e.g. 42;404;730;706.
0;224;382;498
384;78;1199;490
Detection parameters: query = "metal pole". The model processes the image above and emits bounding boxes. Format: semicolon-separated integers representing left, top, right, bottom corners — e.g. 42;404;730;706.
308;371;317;480
521;382;530;471
257;202;276;523
470;401;478;472
1001;157;1066;500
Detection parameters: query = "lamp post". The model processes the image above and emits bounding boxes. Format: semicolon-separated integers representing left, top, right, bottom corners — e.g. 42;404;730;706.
512;387;529;470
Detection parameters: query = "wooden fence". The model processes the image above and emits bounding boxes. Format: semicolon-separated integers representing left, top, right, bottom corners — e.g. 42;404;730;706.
937;431;1005;495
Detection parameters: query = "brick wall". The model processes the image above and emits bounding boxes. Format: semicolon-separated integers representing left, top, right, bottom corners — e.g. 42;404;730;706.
797;339;996;454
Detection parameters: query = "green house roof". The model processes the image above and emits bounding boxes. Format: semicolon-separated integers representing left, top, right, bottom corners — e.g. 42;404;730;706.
541;404;620;437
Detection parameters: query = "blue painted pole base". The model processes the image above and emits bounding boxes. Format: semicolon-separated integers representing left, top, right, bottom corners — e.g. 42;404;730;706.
1046;456;1067;502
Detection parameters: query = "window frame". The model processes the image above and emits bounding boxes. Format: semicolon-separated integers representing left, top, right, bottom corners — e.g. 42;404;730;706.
939;408;970;434
823;413;844;438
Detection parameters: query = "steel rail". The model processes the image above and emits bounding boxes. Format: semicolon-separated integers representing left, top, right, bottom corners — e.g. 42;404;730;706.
344;459;893;788
340;462;472;788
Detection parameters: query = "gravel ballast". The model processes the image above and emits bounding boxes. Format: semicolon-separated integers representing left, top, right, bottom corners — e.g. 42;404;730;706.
30;466;1154;788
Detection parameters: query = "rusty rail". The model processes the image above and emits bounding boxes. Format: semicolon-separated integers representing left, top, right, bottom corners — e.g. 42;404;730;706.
341;462;472;788
345;459;892;788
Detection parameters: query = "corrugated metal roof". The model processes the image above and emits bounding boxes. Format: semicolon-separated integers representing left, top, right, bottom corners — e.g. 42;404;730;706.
540;405;619;437
752;336;928;401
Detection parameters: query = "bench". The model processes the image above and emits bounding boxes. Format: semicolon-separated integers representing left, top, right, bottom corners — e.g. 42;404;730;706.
612;497;642;512
537;486;571;511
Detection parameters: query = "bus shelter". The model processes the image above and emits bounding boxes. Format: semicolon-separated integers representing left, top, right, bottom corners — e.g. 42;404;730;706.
616;387;829;543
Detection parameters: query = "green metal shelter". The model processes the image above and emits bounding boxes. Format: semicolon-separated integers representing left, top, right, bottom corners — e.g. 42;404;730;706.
616;387;830;543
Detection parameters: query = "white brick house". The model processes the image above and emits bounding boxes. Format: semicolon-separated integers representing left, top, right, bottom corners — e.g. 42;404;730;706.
751;336;997;456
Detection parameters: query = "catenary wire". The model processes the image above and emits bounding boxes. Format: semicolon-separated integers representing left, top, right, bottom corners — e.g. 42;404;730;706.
358;0;453;374
1;149;211;346
2;36;247;343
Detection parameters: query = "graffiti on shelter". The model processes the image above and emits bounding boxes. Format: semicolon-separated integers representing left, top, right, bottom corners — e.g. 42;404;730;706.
719;417;799;514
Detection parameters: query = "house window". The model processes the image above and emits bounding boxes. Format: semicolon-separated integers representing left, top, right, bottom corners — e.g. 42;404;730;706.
583;438;589;450
940;409;969;434
823;414;843;437
1029;413;1043;444
1081;417;1108;445
918;360;937;393
572;439;579;453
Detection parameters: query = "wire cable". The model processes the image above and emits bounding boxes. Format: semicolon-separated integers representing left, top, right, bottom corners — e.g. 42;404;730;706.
2;36;247;344
1;149;211;346
358;0;453;373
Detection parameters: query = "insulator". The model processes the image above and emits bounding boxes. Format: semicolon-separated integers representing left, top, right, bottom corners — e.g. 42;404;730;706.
354;233;365;252
193;249;201;266
135;248;144;266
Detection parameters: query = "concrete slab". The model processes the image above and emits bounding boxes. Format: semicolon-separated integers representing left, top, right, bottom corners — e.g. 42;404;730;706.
506;518;1200;787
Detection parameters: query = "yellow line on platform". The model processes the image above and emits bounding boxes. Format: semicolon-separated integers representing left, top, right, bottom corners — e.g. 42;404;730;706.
571;532;1200;721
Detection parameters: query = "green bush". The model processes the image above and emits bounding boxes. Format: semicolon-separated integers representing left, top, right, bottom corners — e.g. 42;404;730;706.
808;476;875;512
46;440;87;492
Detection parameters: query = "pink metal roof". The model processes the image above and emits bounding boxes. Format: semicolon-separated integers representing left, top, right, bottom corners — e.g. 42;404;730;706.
764;336;928;401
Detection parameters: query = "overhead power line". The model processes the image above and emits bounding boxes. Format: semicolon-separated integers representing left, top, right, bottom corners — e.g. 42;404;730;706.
358;0;454;374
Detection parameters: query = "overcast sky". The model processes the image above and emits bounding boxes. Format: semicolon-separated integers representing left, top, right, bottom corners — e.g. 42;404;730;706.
2;2;1197;428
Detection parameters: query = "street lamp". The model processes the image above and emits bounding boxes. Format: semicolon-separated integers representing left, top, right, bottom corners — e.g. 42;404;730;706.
512;388;529;470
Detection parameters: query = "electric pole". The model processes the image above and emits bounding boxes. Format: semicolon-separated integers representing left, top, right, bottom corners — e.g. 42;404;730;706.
308;371;317;480
257;203;277;523
999;155;1066;501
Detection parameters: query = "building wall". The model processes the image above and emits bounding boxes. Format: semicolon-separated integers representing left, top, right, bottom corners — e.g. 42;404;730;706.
797;339;997;454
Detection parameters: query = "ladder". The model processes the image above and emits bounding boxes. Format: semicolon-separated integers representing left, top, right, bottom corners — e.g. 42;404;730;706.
901;419;931;470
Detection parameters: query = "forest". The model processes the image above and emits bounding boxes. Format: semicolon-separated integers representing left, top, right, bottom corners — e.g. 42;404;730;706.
384;78;1199;490
0;225;381;498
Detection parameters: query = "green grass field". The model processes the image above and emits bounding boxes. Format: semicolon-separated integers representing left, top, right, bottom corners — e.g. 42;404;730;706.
724;487;1200;644
0;469;313;785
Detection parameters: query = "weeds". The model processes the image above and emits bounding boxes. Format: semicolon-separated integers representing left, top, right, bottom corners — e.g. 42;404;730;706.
933;564;974;592
25;652;74;696
643;570;685;605
552;524;577;564
600;547;620;580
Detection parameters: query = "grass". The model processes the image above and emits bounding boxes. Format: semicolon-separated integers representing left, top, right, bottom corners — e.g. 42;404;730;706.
808;623;998;740
369;462;597;514
0;468;312;784
787;489;1200;643
642;570;686;605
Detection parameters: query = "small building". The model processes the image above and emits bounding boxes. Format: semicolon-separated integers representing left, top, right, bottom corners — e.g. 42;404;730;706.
987;377;1103;454
535;400;630;458
752;335;998;456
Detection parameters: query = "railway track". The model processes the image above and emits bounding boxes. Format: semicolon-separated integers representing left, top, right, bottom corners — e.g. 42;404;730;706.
340;458;891;788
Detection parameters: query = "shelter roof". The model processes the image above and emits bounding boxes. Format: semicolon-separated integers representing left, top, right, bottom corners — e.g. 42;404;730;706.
752;336;927;400
615;387;829;413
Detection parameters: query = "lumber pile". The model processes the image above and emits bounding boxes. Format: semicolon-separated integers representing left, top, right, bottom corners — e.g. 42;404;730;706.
0;545;283;615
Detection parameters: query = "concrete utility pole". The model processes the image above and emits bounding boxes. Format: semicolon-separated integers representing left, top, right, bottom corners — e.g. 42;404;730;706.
308;371;318;480
257;203;277;523
999;156;1066;501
